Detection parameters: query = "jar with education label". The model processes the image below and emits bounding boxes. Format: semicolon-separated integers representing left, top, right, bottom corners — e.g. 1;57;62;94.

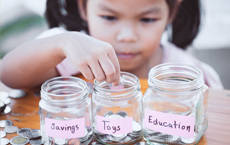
92;72;142;144
143;63;209;145
39;76;93;145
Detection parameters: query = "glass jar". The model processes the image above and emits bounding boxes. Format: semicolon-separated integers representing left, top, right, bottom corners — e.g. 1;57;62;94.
39;76;93;145
92;72;142;144
143;63;209;145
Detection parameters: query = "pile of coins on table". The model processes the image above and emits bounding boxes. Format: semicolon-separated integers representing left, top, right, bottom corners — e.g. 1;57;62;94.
0;120;42;145
0;90;26;114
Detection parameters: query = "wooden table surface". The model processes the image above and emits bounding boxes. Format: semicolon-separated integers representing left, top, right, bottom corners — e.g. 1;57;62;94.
0;77;230;145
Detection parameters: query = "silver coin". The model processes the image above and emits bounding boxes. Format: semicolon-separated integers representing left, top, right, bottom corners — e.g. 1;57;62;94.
17;128;32;138
79;128;89;142
119;135;132;142
26;129;41;139
9;90;26;99
0;120;13;127
106;134;127;142
0;91;9;99
91;142;103;145
134;142;148;145
4;126;19;133
180;137;195;144
2;98;11;105
107;114;124;119
30;137;43;145
132;121;141;132
54;138;66;144
116;111;128;117
10;135;30;145
0;130;6;138
103;111;114;117
94;133;110;143
3;106;11;114
0;138;10;145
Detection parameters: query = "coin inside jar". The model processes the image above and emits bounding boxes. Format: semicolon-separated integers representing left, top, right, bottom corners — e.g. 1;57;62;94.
67;138;80;145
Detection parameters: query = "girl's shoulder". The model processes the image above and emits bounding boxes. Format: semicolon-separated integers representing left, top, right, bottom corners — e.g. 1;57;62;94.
161;42;224;89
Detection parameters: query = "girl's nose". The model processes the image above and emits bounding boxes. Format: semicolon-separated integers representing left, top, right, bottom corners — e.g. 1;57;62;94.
117;27;138;42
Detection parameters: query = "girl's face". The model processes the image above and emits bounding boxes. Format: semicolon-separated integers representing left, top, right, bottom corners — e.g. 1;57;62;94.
82;0;169;73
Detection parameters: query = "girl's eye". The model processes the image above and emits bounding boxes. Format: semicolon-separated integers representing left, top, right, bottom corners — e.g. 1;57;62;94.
141;18;156;23
101;16;117;21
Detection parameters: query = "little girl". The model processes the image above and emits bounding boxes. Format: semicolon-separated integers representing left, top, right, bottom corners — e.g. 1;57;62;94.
0;0;223;89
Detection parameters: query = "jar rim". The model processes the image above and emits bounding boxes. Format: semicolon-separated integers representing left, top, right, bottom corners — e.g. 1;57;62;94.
94;72;140;98
148;63;204;91
41;76;88;102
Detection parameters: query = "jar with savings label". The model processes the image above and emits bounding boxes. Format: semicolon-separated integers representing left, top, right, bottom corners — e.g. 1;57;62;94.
39;76;93;145
143;63;209;145
92;72;142;144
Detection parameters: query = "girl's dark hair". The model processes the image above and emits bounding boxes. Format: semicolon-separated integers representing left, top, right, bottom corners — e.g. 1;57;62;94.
45;0;201;49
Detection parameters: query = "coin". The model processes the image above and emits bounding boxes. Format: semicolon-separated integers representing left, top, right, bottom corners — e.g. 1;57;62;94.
0;91;8;99
54;138;66;144
134;142;148;145
4;126;19;133
0;138;10;145
17;128;32;138
9;90;26;99
3;106;11;114
132;121;141;132
67;138;80;145
180;137;195;144
10;136;30;145
116;111;128;117
103;111;114;117
0;120;13;127
30;137;43;145
0;130;6;138
26;129;41;139
91;142;103;145
109;82;124;90
2;98;11;105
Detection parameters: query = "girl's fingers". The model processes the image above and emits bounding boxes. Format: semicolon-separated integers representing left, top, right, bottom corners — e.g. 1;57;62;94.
99;55;116;83
88;59;105;82
108;49;120;86
78;64;94;80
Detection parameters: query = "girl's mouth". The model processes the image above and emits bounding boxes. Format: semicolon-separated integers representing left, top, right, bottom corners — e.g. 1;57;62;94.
116;53;138;59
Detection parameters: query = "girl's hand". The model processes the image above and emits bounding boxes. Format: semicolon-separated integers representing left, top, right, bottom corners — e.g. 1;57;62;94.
59;32;120;85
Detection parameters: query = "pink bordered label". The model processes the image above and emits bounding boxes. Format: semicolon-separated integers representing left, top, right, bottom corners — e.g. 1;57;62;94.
45;117;85;139
96;115;133;135
144;109;195;138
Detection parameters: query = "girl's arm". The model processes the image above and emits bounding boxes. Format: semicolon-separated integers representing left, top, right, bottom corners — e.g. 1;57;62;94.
0;32;120;88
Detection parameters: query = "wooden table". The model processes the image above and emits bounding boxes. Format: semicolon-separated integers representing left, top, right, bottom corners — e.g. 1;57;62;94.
1;77;230;145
